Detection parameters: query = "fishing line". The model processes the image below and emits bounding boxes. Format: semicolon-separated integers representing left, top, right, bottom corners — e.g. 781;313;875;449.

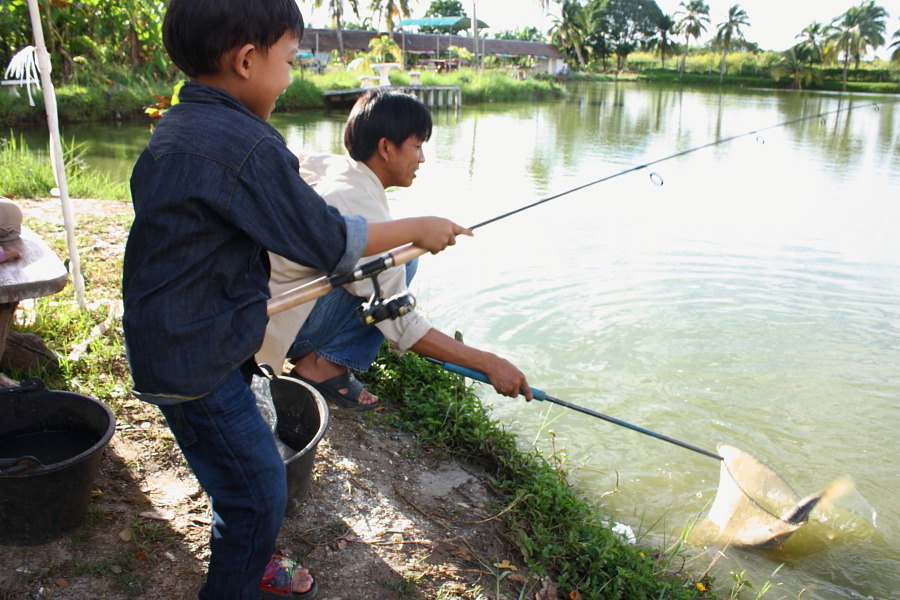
466;98;900;231
266;97;899;316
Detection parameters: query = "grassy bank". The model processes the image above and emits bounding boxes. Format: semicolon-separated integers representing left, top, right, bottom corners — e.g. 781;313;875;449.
0;79;172;130
365;351;712;599
637;68;900;94
548;68;900;94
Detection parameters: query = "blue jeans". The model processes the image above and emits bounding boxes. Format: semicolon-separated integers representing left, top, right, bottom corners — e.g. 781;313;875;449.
158;366;286;600
288;260;418;372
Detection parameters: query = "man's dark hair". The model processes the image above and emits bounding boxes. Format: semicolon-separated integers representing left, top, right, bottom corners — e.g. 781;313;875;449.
343;91;433;162
163;0;305;77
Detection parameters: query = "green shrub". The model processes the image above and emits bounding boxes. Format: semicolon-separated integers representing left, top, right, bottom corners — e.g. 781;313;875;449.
278;74;326;109
0;77;171;129
307;69;361;91
0;87;44;127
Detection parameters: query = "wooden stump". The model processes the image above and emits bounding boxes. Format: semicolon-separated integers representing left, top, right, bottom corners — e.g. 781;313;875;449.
1;330;59;372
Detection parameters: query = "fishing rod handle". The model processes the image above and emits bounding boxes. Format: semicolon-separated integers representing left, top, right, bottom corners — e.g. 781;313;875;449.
266;244;427;316
426;359;548;401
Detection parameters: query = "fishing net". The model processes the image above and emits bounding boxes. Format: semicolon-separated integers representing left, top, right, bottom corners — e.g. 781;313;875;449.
690;443;842;548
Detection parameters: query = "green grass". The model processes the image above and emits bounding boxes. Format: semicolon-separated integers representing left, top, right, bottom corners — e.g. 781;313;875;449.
11;210;131;410
364;350;711;600
0;134;128;199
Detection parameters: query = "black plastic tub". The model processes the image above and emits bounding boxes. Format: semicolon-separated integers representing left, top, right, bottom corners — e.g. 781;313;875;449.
267;375;329;514
0;378;115;545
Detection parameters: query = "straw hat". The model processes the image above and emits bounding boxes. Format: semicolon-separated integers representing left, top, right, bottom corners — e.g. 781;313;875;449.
0;197;23;242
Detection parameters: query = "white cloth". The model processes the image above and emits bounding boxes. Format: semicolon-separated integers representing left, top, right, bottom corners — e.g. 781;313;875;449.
257;154;432;369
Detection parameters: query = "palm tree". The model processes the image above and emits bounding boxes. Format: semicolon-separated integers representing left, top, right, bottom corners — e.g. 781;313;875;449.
772;45;822;90
314;0;360;61
854;0;889;66
367;34;402;63
549;0;588;67
648;14;677;69
891;24;900;63
715;4;749;83
369;0;412;33
795;21;825;64
825;1;888;91
674;0;710;77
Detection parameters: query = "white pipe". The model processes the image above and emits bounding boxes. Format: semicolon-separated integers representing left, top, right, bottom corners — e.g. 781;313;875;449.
26;0;86;309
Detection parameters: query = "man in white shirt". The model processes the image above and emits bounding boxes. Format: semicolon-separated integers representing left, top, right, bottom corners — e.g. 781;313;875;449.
258;90;530;409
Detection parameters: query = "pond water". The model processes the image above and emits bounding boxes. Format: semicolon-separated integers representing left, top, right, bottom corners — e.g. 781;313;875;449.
18;82;899;599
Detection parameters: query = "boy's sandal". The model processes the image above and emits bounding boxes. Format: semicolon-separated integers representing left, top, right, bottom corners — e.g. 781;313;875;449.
294;370;379;411
259;553;318;600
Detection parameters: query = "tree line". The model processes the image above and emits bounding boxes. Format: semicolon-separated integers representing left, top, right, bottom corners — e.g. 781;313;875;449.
1;0;898;91
546;0;899;88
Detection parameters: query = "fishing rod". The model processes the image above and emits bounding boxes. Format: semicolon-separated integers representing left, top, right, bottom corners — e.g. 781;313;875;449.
267;97;900;316
424;357;721;460
468;97;900;231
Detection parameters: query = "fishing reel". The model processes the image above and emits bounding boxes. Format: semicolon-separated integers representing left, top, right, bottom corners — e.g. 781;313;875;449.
355;274;416;326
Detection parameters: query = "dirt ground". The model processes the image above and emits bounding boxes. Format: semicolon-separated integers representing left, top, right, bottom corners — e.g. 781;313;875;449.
0;198;553;600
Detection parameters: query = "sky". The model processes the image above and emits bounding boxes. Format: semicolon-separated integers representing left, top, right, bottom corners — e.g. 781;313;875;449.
302;0;900;58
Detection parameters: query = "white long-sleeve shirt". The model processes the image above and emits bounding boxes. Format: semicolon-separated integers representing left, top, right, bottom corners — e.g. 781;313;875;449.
257;154;432;369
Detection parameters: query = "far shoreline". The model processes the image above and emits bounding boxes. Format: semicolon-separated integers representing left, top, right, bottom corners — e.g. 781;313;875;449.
1;65;897;131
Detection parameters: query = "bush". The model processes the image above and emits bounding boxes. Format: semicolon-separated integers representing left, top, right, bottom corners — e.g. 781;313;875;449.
819;67;897;82
277;74;325;110
0;87;44;127
0;77;171;129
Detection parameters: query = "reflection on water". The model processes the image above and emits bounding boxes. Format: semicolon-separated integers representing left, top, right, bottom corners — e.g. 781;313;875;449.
11;83;899;600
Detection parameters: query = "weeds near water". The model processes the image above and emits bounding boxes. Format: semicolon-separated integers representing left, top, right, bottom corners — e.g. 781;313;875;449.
0;133;127;199
724;565;782;600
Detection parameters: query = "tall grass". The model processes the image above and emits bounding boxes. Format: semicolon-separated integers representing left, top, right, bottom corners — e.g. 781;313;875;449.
0;134;127;199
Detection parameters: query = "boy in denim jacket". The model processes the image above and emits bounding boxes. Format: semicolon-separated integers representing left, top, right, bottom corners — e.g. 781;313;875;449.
122;1;467;598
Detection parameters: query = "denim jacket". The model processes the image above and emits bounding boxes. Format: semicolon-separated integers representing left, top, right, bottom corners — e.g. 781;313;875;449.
123;83;366;403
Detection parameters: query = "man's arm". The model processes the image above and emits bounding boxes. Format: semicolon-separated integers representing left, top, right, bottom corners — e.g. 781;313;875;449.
364;217;470;256
410;329;533;401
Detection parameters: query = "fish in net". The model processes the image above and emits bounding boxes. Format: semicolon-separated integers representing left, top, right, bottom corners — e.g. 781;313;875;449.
690;443;852;548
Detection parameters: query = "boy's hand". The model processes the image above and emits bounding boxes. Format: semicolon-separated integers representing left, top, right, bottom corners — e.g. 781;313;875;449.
412;217;472;254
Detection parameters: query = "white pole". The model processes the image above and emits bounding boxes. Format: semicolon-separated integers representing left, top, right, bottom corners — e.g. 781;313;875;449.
470;2;478;68
26;0;86;309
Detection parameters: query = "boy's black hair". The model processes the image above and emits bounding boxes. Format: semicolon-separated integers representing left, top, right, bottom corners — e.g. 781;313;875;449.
343;90;433;161
163;0;305;78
